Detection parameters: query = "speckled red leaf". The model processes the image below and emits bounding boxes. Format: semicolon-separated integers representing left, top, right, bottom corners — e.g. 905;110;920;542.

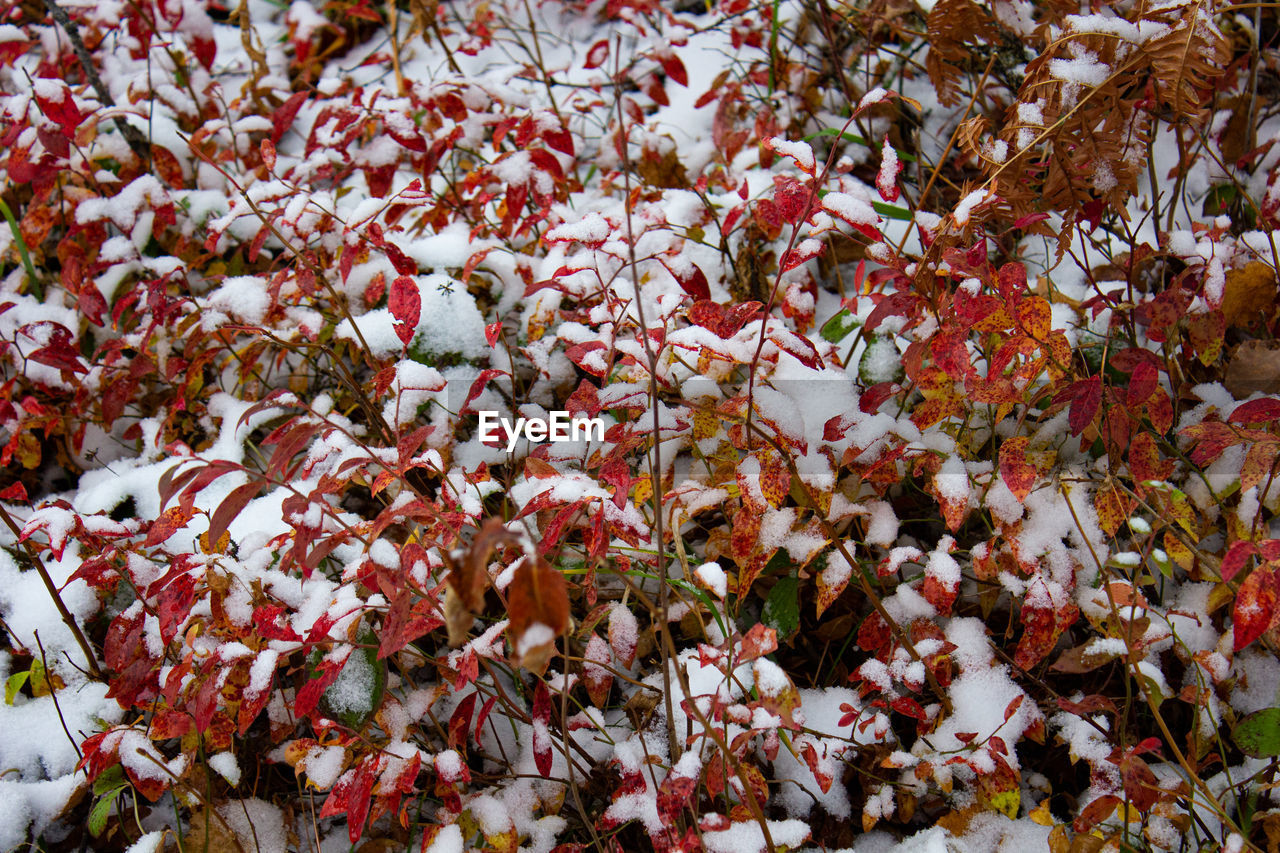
998;436;1036;501
1233;567;1278;652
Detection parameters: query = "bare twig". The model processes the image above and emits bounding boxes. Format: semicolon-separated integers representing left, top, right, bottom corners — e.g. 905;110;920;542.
41;0;150;158
0;503;102;680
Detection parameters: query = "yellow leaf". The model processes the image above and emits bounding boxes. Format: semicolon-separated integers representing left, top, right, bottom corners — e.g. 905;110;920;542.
1029;799;1056;826
631;475;652;507
989;787;1020;819
1221;262;1277;328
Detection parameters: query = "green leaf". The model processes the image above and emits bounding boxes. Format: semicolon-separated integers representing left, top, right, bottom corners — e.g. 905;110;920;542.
88;778;129;835
88;788;125;837
0;197;41;299
4;670;29;705
92;764;127;796
1233;708;1280;758
819;309;859;343
858;336;903;385
762;576;800;640
872;201;914;221
319;626;387;729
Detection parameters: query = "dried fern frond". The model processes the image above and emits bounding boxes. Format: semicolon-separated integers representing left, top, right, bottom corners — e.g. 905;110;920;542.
925;0;997;106
1143;0;1232;120
974;0;1232;233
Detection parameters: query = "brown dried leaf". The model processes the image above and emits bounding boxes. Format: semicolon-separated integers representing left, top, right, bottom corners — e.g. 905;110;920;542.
1225;340;1280;399
444;518;522;646
507;556;570;674
1221;262;1278;329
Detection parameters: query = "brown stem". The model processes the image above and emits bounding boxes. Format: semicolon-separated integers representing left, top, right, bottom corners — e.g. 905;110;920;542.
41;0;150;158
0;503;102;680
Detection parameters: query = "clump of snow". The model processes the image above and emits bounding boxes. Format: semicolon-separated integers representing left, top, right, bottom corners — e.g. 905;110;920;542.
208;751;241;786
694;561;728;598
218;798;288;853
953;189;991;226
300;744;348;789
325;648;376;717
703;819;811;853
207;276;271;324
424;824;465;853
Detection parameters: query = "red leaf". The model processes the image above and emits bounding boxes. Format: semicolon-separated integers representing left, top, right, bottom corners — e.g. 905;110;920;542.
271;91;309;144
485;321;502;347
253;604;301;641
1126;361;1158;407
738;623;778;661
769;326;823;369
208;479;264;549
146;506;192;546
890;695;926;720
1233;567;1278;652
384;242;417;276
1069;377;1102;436
544;127;574;157
671;262;710;301
459;368;509;416
29;344;86;374
507;556;570;673
532;682;553;777
260;138;277;171
1228;398;1280;425
345;756;381;843
389;276;421;347
1222;541;1257;582
609;604;638;668
772;174;810;224
660;53;688;87
876;135;902;202
0;482;28;503
449;692;477;750
1074;795;1120;833
584;39;610;69
33;80;83;134
156;574;196;644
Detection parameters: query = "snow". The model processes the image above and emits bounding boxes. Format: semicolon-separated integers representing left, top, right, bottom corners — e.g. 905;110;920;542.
0;774;81;850
300;745;348;789
1048;55;1111;87
703;819;811;853
218;798;288;852
123;832;167;853
769;137;816;173
877;136;900;198
609;603;639;665
860;337;901;383
695;561;728;597
954;189;991;225
424;824;464;853
209;751;242;786
336;273;489;359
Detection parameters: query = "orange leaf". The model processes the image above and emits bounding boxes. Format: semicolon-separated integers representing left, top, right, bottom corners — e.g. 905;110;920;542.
998;436;1036;502
1014;295;1051;340
507;556;569;673
1093;484;1136;537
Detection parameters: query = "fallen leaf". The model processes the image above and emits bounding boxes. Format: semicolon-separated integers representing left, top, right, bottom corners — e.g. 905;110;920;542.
1225;340;1280;399
1221;262;1277;328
